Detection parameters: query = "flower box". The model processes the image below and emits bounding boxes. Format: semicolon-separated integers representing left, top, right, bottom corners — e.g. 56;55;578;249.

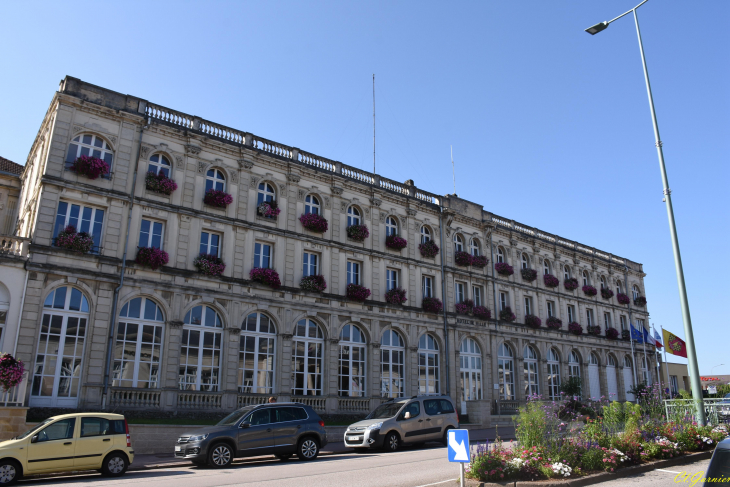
521;268;538;282
495;263;514;276
346;224;370;242
621;329;630;340
204;189;233;208
582;285;598;297
194;253;226;277
346;283;371;302
422;297;443;314
471;255;488;268
257;201;280;218
385;234;408;251
299;213;328;233
455;299;474;315
384;287;407;305
543;274;559;288
145;171;178;195
135;247;169;270
564;278;579;291
634;296;647;307
546;316;563;329
69;155;110;180
250;267;282;289
300;275;327;292
606;327;619;340
0;353;25;391
601;288;614;300
473;306;491;320
499;307;516;323
525;314;542;329
617;293;630;305
55;226;94;253
587;325;602;336
418;240;439;258
455;251;472;267
568;322;583;335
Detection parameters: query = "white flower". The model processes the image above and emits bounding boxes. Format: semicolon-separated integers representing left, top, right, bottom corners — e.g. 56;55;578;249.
610;448;628;462
551;462;572;478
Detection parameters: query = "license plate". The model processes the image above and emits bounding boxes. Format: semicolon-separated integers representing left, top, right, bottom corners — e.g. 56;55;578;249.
175;446;182;452
348;436;362;442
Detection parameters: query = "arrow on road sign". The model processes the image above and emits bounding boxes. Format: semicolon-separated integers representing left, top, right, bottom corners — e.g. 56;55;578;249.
448;430;469;461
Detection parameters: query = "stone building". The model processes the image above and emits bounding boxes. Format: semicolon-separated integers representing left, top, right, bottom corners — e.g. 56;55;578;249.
4;77;656;423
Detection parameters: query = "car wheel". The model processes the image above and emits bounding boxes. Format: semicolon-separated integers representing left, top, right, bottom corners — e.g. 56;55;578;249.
442;427;454;447
297;438;319;461
101;452;128;477
384;432;400;452
275;454;292;461
0;460;20;486
208;443;234;468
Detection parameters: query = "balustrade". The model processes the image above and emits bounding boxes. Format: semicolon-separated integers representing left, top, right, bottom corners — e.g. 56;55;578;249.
338;397;370;412
291;396;327;412
341;166;374;184
251;136;293;158
146;104;194;129
109;388;161;408
177;391;222;409
0;379;26;407
237;394;269;408
0;236;29;258
298;151;336;172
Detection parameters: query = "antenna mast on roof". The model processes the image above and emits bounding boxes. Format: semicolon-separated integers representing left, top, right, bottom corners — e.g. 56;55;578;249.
373;74;376;174
451;145;456;195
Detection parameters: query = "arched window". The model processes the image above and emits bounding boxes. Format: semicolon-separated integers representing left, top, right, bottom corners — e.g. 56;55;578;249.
31;287;90;407
616;280;623;295
606;354;618;400
497;247;505;263
569;351;581;379
385;216;398;237
381;329;405;398
418;334;440;395
339;324;366;397
582;271;590;287
180;305;223;391
497;343;514;400
470;238;480;257
564;265;571;280
547;348;561;400
420;225;431;244
623;356;635;401
588;353;601;400
206;169;226;192
347;206;361;226
632;285;640;301
257;182;276;205
113;297;164;389
148;154;171;177
460;338;482;402
239;313;276;394
453;234;464;252
600;276;607;289
304;194;320;215
521;254;530;270
65;134;114;173
292;319;324;396
543;259;552;276
523;345;539;397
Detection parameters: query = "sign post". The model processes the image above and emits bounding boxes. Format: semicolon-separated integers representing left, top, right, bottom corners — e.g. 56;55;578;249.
447;429;470;487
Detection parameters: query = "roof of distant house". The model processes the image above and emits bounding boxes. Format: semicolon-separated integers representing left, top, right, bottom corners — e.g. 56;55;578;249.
0;156;23;175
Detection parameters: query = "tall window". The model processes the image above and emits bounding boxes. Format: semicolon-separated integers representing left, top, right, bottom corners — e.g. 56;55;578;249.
568;351;581;379
454;234;464;252
497;247;505;263
616;280;623;295
385;216;398;237
291;319;324;396
54;202;104;252
582;271;590;286
386;269;399;291
624;356;635;401
567;305;575;323
607;354;619;400
632;285;640;301
547;348;561;400
460;338;482;402
600;276;607;289
586;309;594;327
31;287;89;407
303;252;319;277
148;154;171;177
547;301;554;318
543;259;551;275
497;343;514;400
257;182;276;205
422;276;433;298
381;329;405;398
588;353;601;400
0;310;5;351
304;194;320;215
113;298;164;389
339;324;366;397
206;169;226;191
254;242;272;268
65;134;113;174
347;261;361;285
563;265;571;280
420;225;431;244
455;282;465;303
620;315;628;331
347;206;360;226
470;238;480;256
500;292;508;311
239;313;276;394
179;306;223;391
139;219;163;249
200;231;221;256
418;334;440;395
521;253;529;269
473;286;483;306
604;312;612;329
524;346;539;396
524;297;532;315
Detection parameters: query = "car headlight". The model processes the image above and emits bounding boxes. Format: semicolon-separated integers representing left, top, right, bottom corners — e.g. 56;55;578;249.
189;434;209;442
368;422;383;430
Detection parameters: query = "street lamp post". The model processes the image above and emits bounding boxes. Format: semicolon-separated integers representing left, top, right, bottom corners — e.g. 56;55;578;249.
585;0;705;423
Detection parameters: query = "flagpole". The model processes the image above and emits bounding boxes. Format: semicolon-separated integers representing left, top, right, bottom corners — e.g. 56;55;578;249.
641;324;649;385
652;323;662;391
629;323;638;399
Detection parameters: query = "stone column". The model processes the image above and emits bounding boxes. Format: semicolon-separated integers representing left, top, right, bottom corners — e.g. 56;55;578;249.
278;333;293;402
370;342;381;400
327;338;340;413
161;319;184;411
409;346;419;396
223;327;241;410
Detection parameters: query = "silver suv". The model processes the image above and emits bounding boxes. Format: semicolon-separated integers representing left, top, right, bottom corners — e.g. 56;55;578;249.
344;395;459;452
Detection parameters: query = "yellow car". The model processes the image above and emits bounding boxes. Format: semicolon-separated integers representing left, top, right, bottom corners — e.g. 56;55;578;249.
0;412;134;485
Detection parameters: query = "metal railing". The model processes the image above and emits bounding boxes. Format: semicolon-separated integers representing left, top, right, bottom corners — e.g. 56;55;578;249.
0;379;27;407
664;399;729;425
492;399;521;415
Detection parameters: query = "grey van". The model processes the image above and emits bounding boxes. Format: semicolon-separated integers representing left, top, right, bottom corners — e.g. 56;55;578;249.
175;403;327;467
344;395;458;452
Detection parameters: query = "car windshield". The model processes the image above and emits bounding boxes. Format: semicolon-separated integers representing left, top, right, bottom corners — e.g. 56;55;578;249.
217;407;256;426
366;402;404;420
16;418;54;440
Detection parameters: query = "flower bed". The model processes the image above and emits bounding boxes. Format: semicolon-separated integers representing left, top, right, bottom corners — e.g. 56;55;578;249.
249;268;281;289
568;322;583;335
521;268;538;282
145;171;178;195
455;251;472;267
546;316;563;330
300;275;327;292
473;306;491;320
543;274;559;288
634;296;647;307
384;287;407;305
499;307;516;323
204;189;233;208
525;314;542;329
299;213;328;233
617;293;630;305
455;299;474;315
257;201;280;218
346;283;371;302
587;324;602;336
564;278;579;291
135;247;169;270
385;234;407;251
606;327;619;340
0;353;24;391
193;253;226;277
422;297;443;314
601;288;614;300
69;155;110;179
582;285;598;297
495;262;514;276
418;240;439;258
55;226;94;253
346;224;369;241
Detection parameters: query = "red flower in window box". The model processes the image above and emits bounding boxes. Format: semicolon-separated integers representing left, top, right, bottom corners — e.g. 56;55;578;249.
384;287;407;305
135;247;169;270
525;314;542;329
346;283;371;302
299;213;328;233
249;268;282;289
617;293;630;305
422;297;443;314
582;285;598;297
418;240;439;258
543;274;559;288
69;155;110;180
563;278;579;291
55;225;94;253
495;263;514;276
385;234;408;250
204;189;233;208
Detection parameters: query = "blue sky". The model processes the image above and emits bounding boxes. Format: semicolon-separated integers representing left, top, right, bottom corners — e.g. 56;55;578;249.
2;1;728;376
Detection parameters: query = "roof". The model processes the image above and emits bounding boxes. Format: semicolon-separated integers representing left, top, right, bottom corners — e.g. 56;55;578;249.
47;412;126;420
0;156;23;175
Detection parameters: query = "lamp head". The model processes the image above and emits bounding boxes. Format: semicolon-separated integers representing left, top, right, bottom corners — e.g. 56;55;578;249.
585;21;609;35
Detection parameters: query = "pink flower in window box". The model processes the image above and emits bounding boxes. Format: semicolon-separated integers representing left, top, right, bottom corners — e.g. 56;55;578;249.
135;247;169;270
582;285;598;297
346;283;371;302
249;267;282;289
0;353;25;391
422;297;443;314
418;240;439;258
204;189;233;208
546;316;563;329
471;255;488;268
346;224;369;241
299;213;328;233
606;328;619;339
521;268;538;282
257;200;280;218
300;275;327;292
525;314;542;329
55;225;94;253
69;155;110;180
385;234;407;251
145;171;178;195
634;296;647;307
473;306;491;320
543;274;559;288
455;299;474;315
194;253;226;277
495;263;514;276
384;287;407;305
455;251;472;267
568;322;583;335
499;307;516;322
601;288;614;300
617;293;630;305
563;278;579;291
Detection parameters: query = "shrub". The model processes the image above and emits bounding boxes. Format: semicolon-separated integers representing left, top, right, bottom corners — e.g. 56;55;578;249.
346;283;371;301
145;171;178;195
601;288;614;300
587;325;602;336
193;253;225;277
499;307;516;322
495;262;514;276
385;234;407;250
55;225;94;253
455;299;474;315
249;268;281;289
0;353;25;391
564;278;579;291
560;376;582;398
455;251;471;266
524;314;542;329
473;306;491;320
617;293;630;305
543;274;559;288
346;224;369;241
257;200;280;218
69;155;110;179
515;401;548;449
418;240;439;258
546;316;563;329
521;268;538;282
606;328;619;339
582;285;597;296
135;247;169;270
634;296;647;307
204;189;233;208
300;275;326;292
299;213;328;232
384;287;407;305
422;297;443;314
568;322;583;335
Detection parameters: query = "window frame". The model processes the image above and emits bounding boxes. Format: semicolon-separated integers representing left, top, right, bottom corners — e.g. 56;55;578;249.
420;225;431;244
65;134;114;177
469;238;480;257
291;319;324;396
381;329;405;398
139;219;164;249
347;260;361;285
547;301;554;318
385;216;398;237
304;194;320;215
113;297;165;389
199;231;222;257
523;345;539;397
497;343;514;400
148;153;171;177
347;206;361;226
205;168;226;192
459;338;483;402
547;348;561;400
453;234;464;253
54;201;105;253
472;286;483;307
543;259;551;276
524;296;532;316
179;305;223;392
418;334;440;395
521;253;529;269
338;324;367;397
302;251;320;277
422;275;433;298
500;292;508;311
454;281;465;304
254;242;272;269
386;268;399;291
239;313;277;394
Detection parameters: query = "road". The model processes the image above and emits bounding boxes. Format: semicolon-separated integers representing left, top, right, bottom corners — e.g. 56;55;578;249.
598;458;710;487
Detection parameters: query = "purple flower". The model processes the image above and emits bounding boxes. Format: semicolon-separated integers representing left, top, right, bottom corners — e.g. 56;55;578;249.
55;225;94;253
384;287;407;305
69;155;110;180
543;274;559;288
568;322;583;335
473;306;491;320
525;314;542;328
346;283;371;301
300;275;327;292
495;262;514;276
299;213;328;232
616;293;630;305
606;327;619;339
455;299;474;315
499;307;516;322
634;296;647;307
145;171;178;195
600;288;614;300
546;316;563;329
422;297;443;314
587;324;602;336
471;255;488;268
385;234;408;250
582;285;598;297
346;224;370;241
135;247;169;270
418;240;439;258
455;251;472;267
0;353;25;391
204;189;233;208
257;201;281;218
563;278;579;291
194;253;226;277
249;267;282;289
521;268;538;282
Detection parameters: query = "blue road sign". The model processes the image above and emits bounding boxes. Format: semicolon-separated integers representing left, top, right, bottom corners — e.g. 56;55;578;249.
447;429;470;463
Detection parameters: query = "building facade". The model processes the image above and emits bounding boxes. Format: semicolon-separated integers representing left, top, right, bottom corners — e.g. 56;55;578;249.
5;77;655;422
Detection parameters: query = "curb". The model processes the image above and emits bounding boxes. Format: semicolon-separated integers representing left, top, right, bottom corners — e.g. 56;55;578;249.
464;450;713;487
